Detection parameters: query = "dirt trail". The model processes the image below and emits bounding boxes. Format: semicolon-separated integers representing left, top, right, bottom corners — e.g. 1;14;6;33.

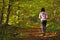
17;26;57;40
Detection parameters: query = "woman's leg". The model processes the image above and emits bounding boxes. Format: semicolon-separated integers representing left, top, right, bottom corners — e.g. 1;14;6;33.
42;20;47;36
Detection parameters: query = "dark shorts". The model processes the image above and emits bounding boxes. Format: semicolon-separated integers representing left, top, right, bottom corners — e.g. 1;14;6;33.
42;20;47;26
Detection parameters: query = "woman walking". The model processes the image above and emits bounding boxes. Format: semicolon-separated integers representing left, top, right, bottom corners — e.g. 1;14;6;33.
39;8;48;36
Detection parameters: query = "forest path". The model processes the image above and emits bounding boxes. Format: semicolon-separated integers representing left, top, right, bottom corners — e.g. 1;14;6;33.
17;26;57;40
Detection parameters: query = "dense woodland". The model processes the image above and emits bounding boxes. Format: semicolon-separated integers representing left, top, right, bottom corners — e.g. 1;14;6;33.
0;0;60;40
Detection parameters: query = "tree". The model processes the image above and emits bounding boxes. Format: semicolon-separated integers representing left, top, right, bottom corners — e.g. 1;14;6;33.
5;0;11;25
0;0;4;24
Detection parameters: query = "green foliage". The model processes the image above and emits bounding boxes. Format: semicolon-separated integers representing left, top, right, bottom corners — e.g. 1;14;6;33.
0;0;60;31
0;0;60;30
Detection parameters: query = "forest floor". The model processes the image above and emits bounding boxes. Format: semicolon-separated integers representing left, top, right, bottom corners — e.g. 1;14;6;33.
0;25;60;40
19;33;57;40
18;26;60;40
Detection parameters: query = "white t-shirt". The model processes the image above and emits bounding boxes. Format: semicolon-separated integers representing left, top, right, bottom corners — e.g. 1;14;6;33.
39;12;48;22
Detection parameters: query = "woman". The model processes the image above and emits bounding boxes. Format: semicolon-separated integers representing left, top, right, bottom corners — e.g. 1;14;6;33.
39;8;48;36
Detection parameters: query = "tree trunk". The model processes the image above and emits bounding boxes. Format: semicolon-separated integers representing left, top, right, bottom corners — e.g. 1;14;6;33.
5;0;11;25
0;0;4;24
